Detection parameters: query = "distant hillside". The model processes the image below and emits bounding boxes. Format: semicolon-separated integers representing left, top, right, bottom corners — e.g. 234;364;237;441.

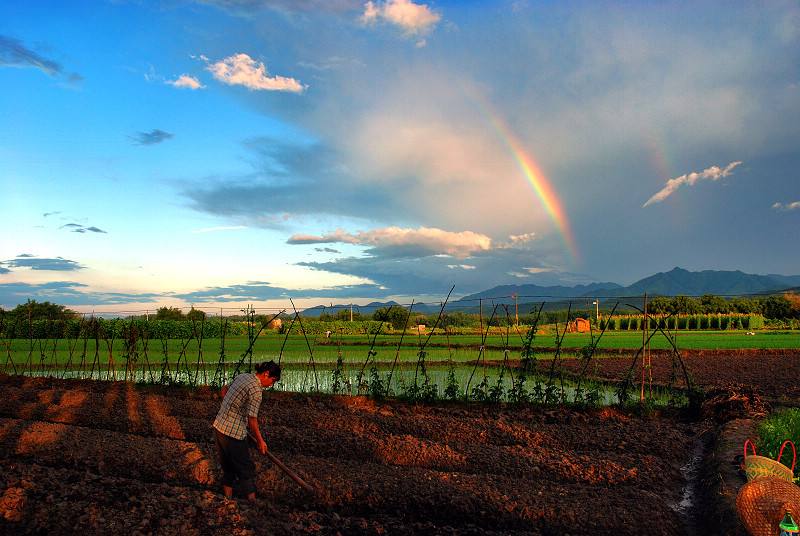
301;267;800;316
457;282;622;305
619;267;794;296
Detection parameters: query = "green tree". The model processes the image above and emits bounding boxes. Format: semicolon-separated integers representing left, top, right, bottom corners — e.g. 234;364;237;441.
700;294;729;314
760;295;794;319
186;307;206;321
9;300;78;321
439;311;478;328
334;308;363;321
730;297;761;314
672;295;701;314
155;306;185;320
373;306;409;329
647;296;672;315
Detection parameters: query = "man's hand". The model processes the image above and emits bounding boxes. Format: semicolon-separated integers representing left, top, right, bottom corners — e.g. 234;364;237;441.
258;439;268;455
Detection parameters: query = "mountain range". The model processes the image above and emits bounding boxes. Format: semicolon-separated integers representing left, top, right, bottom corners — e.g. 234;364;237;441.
303;267;800;316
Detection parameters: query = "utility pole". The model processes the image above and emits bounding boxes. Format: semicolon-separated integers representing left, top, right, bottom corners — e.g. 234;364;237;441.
592;299;600;324
350;303;353;322
513;293;519;325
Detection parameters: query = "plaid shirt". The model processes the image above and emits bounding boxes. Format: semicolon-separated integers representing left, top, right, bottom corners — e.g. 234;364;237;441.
213;373;262;440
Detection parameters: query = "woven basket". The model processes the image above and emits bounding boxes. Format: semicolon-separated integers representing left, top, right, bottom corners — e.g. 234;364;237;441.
736;477;800;536
744;439;796;483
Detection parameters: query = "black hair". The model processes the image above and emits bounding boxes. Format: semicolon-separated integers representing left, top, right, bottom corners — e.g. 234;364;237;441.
255;360;281;380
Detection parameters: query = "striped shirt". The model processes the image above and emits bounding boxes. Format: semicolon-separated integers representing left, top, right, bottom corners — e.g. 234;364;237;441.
213;373;262;440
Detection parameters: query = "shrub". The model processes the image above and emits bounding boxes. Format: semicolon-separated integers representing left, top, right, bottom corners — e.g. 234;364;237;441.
757;408;800;478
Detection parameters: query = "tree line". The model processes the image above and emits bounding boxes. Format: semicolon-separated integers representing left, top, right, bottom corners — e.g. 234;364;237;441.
1;293;798;329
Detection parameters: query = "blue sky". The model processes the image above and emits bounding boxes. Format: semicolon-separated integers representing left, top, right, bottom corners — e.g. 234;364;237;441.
1;0;799;312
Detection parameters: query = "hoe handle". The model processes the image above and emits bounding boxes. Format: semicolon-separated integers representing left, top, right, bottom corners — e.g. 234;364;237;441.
264;450;316;493
248;432;316;493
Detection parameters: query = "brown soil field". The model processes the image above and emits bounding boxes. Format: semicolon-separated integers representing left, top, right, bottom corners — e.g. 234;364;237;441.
0;373;702;535
554;349;800;402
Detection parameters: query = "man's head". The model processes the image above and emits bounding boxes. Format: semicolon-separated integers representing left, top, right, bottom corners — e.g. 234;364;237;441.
254;360;281;388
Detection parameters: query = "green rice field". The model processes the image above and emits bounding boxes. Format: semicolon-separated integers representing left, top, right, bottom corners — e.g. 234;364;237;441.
2;329;798;369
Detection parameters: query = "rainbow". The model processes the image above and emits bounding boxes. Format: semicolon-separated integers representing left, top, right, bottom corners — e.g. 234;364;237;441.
481;106;580;263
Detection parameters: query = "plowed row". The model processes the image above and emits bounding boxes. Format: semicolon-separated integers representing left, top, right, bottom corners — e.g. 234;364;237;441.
0;374;698;535
555;350;800;400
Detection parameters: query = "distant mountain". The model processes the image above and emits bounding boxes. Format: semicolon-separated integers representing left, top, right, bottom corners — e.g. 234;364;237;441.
300;267;799;316
767;274;800;288
457;282;623;305
619;267;795;296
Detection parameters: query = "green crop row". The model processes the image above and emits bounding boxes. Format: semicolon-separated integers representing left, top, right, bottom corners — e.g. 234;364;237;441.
280;320;390;336
599;314;765;331
0;318;250;340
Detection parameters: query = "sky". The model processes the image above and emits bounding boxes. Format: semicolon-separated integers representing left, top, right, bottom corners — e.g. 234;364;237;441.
1;0;799;313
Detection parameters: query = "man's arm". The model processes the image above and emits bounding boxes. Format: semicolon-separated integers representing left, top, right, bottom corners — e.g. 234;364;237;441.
220;385;229;399
248;416;267;454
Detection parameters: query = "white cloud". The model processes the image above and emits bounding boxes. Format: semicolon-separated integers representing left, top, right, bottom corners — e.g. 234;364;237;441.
500;232;536;248
643;161;743;207
167;74;204;90
206;53;305;93
360;0;441;38
447;264;476;270
288;226;492;258
772;201;800;211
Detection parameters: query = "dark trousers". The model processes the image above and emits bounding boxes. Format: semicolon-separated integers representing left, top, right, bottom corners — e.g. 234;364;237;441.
214;428;256;496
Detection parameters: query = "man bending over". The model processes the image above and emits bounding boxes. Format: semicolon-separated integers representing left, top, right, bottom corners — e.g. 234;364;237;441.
213;361;281;501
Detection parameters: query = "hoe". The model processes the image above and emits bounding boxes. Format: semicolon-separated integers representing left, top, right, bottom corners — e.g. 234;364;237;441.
249;432;316;494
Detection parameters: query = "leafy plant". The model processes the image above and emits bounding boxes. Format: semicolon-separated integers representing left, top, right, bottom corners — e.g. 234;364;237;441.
757;408;800;478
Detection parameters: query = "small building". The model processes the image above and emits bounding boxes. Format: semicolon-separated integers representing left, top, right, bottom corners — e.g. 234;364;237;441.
568;318;591;333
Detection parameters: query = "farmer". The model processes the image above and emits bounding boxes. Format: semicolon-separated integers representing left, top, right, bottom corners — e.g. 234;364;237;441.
213;360;281;502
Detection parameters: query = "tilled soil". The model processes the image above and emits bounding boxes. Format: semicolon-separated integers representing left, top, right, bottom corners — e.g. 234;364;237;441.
0;373;700;535
553;349;800;401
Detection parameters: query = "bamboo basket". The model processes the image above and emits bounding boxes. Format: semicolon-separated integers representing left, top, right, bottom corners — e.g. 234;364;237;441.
743;439;796;483
736;476;800;536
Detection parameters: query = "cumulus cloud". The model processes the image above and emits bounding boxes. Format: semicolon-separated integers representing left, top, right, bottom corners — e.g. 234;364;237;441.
643;161;743;207
206;53;305;93
3;256;85;271
499;232;536;248
167;74;205;89
43;211;61;217
315;247;341;253
360;0;441;39
288;226;492;258
131;129;174;145
773;201;800;211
